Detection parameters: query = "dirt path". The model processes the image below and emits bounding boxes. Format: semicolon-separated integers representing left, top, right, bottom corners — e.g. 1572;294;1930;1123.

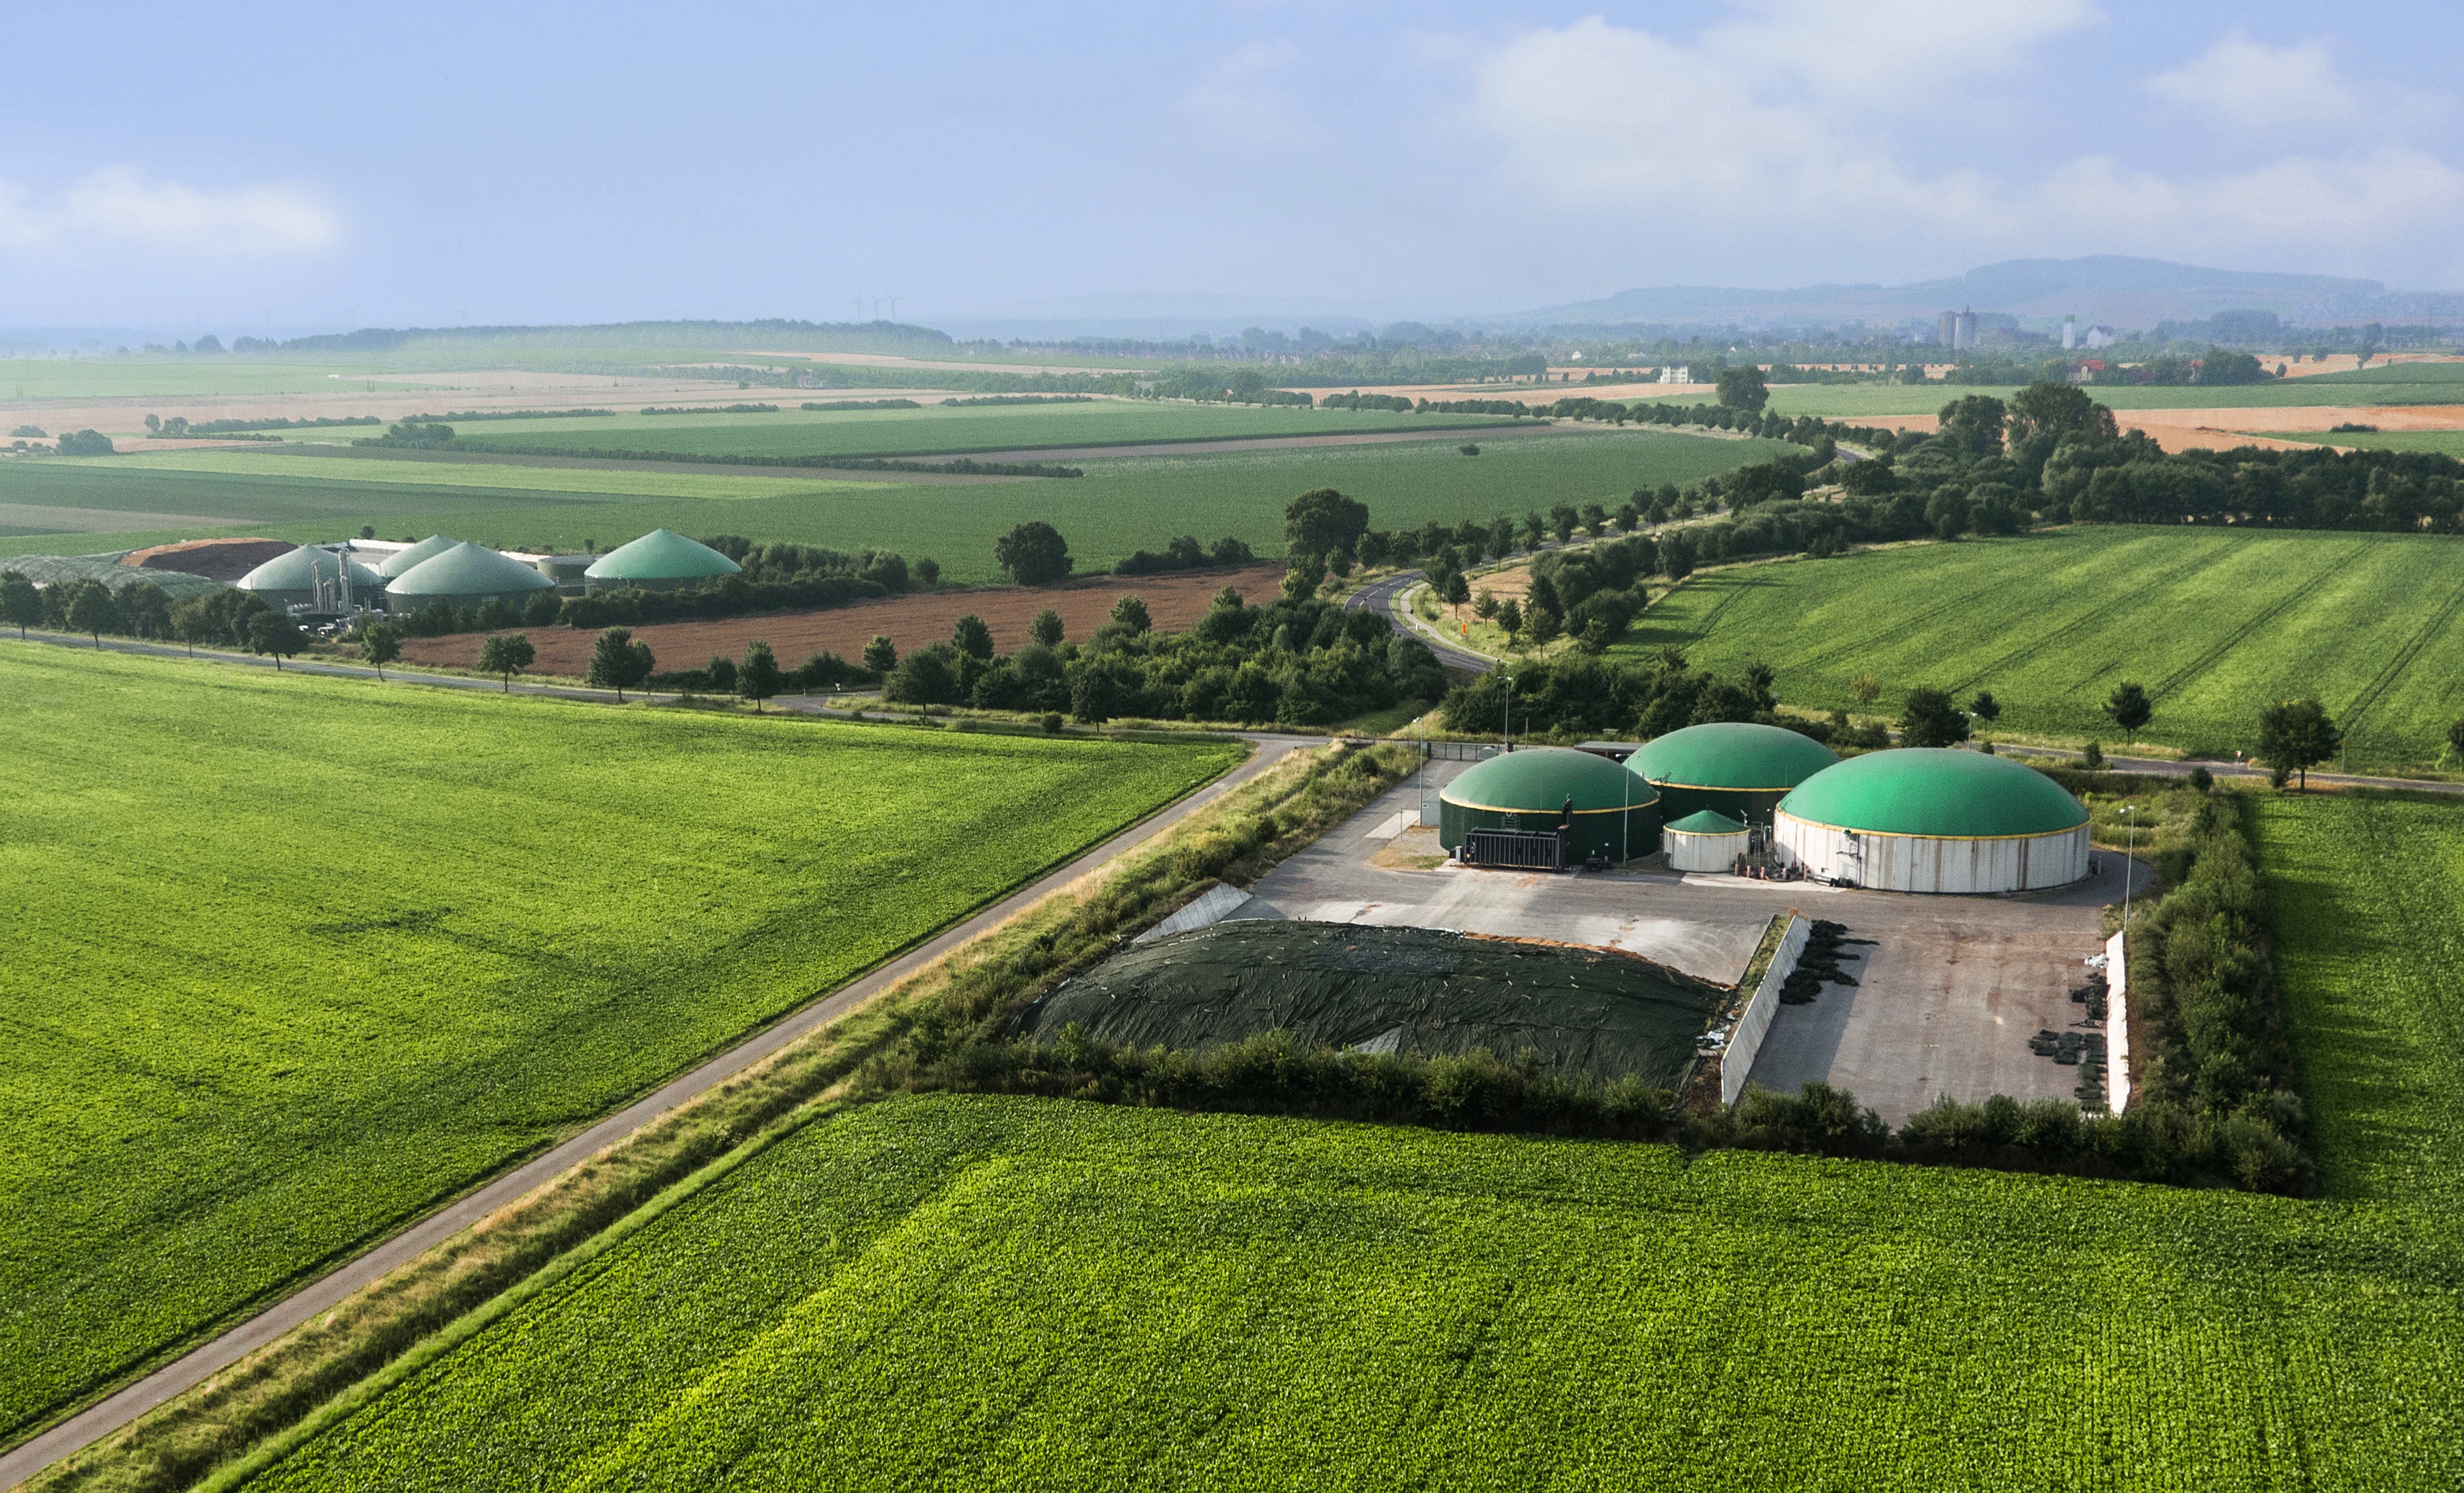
397;563;1290;674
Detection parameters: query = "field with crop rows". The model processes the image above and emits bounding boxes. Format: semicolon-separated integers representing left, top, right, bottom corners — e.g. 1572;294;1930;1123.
1;427;1789;582
423;399;1510;459
0;646;1238;1440
1613;378;2464;421
2266;429;2464;457
1617;528;2464;769
0;360;423;401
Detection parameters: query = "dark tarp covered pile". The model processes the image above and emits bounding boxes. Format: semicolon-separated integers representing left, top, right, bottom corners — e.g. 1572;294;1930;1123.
1014;920;1725;1090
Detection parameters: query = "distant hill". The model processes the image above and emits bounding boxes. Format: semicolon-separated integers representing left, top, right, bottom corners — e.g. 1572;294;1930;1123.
1514;257;2464;331
259;319;962;358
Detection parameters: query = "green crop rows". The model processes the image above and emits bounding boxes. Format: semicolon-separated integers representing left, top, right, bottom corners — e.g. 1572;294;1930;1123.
2265;429;2464;458
0;427;1789;582
1617;527;2464;770
229;792;2464;1491
0;646;1238;1440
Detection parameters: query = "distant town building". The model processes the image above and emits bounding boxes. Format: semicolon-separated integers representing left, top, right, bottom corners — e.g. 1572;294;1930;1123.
1658;364;1695;384
2062;316;2077;352
2084;325;2119;349
1937;309;1979;350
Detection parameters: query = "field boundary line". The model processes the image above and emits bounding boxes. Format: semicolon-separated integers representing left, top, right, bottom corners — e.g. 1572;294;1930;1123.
2340;572;2464;733
2144;540;2374;702
0;705;1303;1489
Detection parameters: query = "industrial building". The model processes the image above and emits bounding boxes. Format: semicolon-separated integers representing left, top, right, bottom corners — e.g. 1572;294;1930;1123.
386;541;558;610
1631;722;1840;826
1439;746;1660;868
233;545;386;612
1773;749;2091;893
583;528;743;591
1660;810;1751;872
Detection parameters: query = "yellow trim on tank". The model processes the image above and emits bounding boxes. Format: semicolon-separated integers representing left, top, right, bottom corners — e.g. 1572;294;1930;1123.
1774;810;2088;843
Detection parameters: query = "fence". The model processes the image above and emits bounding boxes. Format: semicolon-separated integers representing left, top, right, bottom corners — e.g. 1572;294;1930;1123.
1463;828;1565;870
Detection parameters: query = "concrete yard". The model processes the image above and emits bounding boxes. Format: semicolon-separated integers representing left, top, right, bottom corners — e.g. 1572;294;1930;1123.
1234;756;2151;1123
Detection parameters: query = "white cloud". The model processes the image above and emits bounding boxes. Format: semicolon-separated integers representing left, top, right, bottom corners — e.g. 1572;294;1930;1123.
1180;40;1309;146
1457;11;2464;268
2145;32;2355;126
0;167;339;257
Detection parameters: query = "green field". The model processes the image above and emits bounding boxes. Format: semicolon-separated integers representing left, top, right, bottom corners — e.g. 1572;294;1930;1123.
1617;528;2464;769
2265;429;2464;457
0;428;1790;581
0;646;1238;1440
409;400;1509;459
0;360;424;401
1615;379;2464;421
239;786;2464;1490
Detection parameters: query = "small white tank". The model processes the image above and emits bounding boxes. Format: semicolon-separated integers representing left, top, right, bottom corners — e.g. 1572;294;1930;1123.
1662;809;1751;872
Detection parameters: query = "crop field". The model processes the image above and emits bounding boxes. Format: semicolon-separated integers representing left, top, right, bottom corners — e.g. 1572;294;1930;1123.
1613;380;2464;421
1617;528;2464;769
0;427;1789;582
0;360;424;401
0;646;1238;1440
2265;429;2464;457
422;399;1510;459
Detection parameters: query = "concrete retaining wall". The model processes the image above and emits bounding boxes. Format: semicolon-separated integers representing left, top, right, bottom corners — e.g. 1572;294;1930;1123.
2106;928;2132;1113
1133;882;1254;945
1722;913;1810;1105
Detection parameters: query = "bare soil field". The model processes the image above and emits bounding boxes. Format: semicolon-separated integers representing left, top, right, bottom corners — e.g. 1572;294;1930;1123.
1837;408;2464;455
123;537;289;580
396;561;1289;677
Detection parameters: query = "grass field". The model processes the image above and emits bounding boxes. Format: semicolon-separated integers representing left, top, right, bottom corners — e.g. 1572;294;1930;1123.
0;361;424;401
0;646;1239;1441
2265;429;2464;457
0;428;1790;581
1616;528;2464;769
415;400;1510;459
240;783;2464;1493
1613;380;2464;421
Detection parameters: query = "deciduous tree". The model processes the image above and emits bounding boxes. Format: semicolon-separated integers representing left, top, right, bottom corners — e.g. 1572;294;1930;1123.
2257;697;2340;790
587;626;654;700
246;611;305;669
360;621;400;679
65;580;117;646
1028;608;1064;648
952;613;994;660
479;633;535;692
862;634;898;674
1898;687;1970;748
2104;681;2152;743
0;570;40;639
993;522;1073;586
738;638;782;710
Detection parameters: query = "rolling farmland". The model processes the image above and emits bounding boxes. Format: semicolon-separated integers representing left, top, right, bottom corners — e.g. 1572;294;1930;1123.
0;646;1238;1440
1619;528;2464;769
1615;378;2464;421
2267;429;2464;458
1;427;1791;582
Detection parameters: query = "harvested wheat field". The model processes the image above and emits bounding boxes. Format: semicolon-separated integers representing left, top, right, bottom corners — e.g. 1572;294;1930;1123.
396;562;1289;677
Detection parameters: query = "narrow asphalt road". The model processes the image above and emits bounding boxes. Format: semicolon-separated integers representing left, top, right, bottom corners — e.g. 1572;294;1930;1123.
0;642;1327;1488
1345;571;1497;672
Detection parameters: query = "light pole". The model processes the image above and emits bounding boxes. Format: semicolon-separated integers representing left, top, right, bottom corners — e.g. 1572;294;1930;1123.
2121;803;2137;933
1502;674;1513;752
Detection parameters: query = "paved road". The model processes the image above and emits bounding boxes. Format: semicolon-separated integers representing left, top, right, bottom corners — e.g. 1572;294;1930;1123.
0;644;1326;1487
1344;571;1497;672
1990;741;2464;797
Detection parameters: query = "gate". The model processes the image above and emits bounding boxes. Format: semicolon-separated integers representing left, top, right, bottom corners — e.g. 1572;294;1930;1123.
1464;827;1566;870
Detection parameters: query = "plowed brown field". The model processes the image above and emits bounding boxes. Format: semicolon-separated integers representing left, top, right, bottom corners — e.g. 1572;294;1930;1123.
396;562;1289;677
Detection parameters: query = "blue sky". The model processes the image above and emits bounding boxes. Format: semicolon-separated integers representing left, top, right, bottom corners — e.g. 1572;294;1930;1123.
7;1;2464;332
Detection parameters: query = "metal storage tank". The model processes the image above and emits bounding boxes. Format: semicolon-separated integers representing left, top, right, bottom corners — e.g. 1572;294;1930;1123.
583;528;742;592
386;541;558;610
233;545;386;612
1439;746;1660;864
377;534;460;579
1773;749;2091;893
1632;720;1841;825
1662;809;1751;872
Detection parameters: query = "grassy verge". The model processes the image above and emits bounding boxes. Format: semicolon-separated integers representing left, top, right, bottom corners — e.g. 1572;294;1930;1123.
23;739;1393;1493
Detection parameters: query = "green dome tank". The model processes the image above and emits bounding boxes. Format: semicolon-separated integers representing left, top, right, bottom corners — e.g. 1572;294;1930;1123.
1776;748;2087;839
1438;745;1660;862
1632;721;1841;825
583;528;742;591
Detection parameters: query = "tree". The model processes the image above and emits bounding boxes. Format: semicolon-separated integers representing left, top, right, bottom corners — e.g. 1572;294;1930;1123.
2448;718;2464;767
1550;504;1578;543
1443;570;1471;616
1898;687;1970;748
64;580;117;646
246;611;305;669
479;633;535;692
2257;697;2341;791
1281;559;1322;603
914;558;941;588
2104;681;2153;743
738;639;782;711
1850;673;1882;710
1936;395;2008;460
1284;487;1370;562
361;621;401;679
2005;381;2117;448
952;613;994;660
55;429;115;456
862;634;898;674
1715;365;1770;412
0;570;40;639
119;584;171;640
587;626;654;700
2082;740;2106;771
1109;595;1152;633
1969;690;2001;735
1028;608;1064;648
993;521;1073;585
1496;597;1523;635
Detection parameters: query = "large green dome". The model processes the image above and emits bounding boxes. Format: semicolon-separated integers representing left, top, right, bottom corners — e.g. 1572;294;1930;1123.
1441;746;1658;813
1778;750;2087;839
235;545;384;594
1634;721;1839;791
378;535;460;578
584;528;741;583
387;541;556;599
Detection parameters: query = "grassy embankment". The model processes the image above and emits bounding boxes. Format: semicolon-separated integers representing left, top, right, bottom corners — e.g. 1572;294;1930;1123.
0;645;1239;1445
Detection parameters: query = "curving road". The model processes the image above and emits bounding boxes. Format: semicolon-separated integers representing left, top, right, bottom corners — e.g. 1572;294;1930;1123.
1344;571;1497;672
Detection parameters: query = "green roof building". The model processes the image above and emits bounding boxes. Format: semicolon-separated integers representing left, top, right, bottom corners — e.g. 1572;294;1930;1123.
1774;749;2091;893
1632;721;1841;825
386;541;557;610
583;528;741;591
377;535;460;579
1439;745;1660;864
233;545;386;611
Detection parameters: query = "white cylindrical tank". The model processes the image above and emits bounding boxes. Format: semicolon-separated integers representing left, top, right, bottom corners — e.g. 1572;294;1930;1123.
1661;809;1751;872
1771;748;2093;894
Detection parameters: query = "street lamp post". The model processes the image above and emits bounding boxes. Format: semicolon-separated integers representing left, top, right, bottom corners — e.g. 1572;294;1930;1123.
2121;803;2137;932
1503;674;1513;752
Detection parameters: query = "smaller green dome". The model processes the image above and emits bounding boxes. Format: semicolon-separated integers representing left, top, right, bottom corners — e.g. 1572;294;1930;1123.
378;535;460;578
1635;722;1840;791
388;541;556;599
1441;746;1658;814
1665;809;1747;836
584;528;741;582
235;545;384;594
1779;749;2088;839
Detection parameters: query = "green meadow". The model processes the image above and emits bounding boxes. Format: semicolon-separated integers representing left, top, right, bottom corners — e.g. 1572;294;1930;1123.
0;646;1238;1440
